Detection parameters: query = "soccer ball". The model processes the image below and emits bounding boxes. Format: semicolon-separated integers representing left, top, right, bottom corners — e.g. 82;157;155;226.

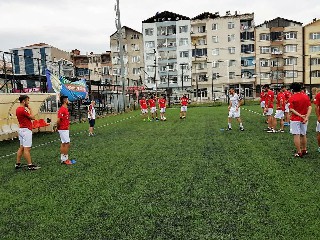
162;117;166;121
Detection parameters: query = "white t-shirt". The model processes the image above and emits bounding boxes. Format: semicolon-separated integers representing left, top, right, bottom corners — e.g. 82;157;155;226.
229;93;241;108
88;105;96;119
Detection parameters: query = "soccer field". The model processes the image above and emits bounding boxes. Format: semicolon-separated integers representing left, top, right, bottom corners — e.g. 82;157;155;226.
1;105;320;239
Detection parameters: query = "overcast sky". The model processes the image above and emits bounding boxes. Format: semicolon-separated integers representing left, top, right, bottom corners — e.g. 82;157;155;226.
0;0;319;54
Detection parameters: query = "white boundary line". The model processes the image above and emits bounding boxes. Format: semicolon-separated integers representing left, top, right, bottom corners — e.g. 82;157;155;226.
0;115;138;160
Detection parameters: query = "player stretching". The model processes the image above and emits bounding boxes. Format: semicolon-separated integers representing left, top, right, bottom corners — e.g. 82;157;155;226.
283;86;292;126
180;95;189;119
264;85;275;132
227;88;244;131
272;87;285;132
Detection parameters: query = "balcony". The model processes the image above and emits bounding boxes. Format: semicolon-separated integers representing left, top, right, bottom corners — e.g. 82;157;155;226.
271;50;283;57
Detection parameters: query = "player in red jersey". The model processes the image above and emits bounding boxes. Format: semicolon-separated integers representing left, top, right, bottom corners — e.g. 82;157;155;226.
283;86;292;126
180;95;189;119
57;96;75;165
289;83;312;158
139;96;148;121
158;95;167;121
272;87;285;132
263;85;275;132
314;89;320;152
148;95;159;121
15;95;40;170
260;90;266;115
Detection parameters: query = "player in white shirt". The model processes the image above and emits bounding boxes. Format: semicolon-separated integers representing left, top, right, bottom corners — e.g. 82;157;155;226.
227;88;244;131
88;100;96;136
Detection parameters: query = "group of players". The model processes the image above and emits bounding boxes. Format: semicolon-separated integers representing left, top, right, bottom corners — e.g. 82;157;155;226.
259;82;320;157
139;94;189;121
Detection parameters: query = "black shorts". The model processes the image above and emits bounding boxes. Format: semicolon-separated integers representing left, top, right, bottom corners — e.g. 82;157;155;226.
89;119;95;127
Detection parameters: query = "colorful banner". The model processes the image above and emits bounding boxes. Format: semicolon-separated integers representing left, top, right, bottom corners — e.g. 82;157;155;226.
12;87;41;93
46;69;88;102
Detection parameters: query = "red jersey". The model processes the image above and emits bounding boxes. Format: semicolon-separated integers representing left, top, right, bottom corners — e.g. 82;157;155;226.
181;97;189;106
314;92;320;106
260;92;266;102
57;106;70;130
276;92;285;111
289;93;311;122
139;99;147;109
265;90;274;108
158;98;166;108
284;90;292;103
16;106;32;130
148;99;156;108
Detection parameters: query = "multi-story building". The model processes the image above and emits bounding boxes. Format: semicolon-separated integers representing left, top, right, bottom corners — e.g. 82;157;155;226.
11;43;71;76
304;18;320;94
255;17;303;92
191;11;255;101
142;11;192;95
110;26;144;87
71;50;112;83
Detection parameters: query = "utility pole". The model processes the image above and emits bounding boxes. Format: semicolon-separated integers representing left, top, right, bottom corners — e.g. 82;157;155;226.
2;52;8;92
153;48;157;95
115;0;126;112
194;43;198;102
180;63;188;93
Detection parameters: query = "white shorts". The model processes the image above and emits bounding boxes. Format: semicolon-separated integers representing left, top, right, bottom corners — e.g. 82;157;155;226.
260;101;265;108
265;108;274;116
150;107;157;113
285;103;290;113
274;110;284;119
228;107;240;118
316;121;320;132
141;109;148;114
290;121;307;135
18;128;32;147
58;130;70;143
181;106;187;112
160;107;166;113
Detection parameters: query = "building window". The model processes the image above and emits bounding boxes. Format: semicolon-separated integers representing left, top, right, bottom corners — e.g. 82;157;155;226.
260;33;270;41
241;59;249;67
192;48;207;57
311;58;320;65
284;32;297;40
228;22;235;29
212;48;220;56
260;59;270;67
241;31;254;41
133;68;140;75
229;60;236;67
146;65;155;72
145;28;154;36
198;38;206;45
212;61;219;68
102;66;110;75
271;46;282;54
212;73;219;80
145;41;155;48
180;51;189;58
198;74;208;82
284;44;297;53
179;26;188;33
212;23;218;30
285;58;297;65
260;46;271;54
183;75;190;82
198;25;206;33
196;62;207;70
131;34;139;39
228;47;236;54
228;34;235;42
132;56;140;63
179;38;189;46
212;36;218;43
309;33;320;40
131;44;140;51
260;72;270;79
229;72;236;79
310;45;320;52
311;70;320;77
285;71;297;78
146;53;155;61
241;44;254;53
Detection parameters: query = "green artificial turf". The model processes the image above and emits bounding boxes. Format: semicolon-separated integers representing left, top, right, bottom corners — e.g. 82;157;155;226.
1;106;320;239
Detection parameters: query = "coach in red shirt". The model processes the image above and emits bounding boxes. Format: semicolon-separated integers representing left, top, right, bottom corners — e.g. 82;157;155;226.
15;95;40;170
289;83;312;157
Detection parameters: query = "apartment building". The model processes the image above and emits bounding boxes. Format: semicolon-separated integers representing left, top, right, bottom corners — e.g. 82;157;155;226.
11;43;71;76
255;17;303;91
190;11;255;101
304;18;320;91
110;26;144;87
142;11;192;94
71;50;112;83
